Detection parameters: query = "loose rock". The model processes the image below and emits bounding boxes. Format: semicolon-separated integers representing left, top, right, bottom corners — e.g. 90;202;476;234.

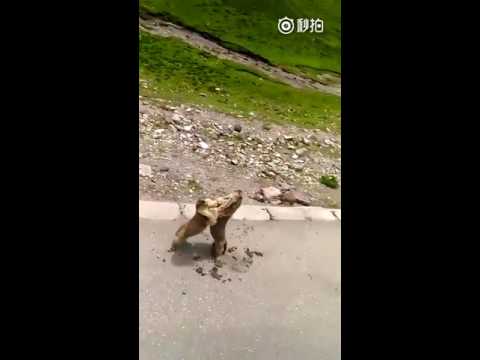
295;148;308;156
281;190;311;206
153;129;164;138
261;186;282;202
139;164;152;178
199;141;209;150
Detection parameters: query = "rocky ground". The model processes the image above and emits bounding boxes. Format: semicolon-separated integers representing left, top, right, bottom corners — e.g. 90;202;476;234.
139;96;341;208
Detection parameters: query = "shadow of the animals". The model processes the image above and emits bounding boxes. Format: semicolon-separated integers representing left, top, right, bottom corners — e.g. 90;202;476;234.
170;241;212;266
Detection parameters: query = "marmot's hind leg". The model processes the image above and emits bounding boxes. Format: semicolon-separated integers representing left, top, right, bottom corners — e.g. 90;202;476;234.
170;217;208;251
210;217;228;258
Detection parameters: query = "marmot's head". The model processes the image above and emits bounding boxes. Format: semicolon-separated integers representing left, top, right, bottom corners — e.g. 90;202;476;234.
195;198;218;209
195;199;208;210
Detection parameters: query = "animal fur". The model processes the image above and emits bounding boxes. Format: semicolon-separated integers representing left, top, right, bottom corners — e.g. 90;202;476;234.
170;191;243;256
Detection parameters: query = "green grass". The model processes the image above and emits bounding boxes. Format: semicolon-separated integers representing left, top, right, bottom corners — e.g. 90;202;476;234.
140;31;340;129
140;0;341;75
320;175;339;188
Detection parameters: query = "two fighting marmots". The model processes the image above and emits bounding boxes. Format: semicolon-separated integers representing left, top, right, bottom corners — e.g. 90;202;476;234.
171;190;243;258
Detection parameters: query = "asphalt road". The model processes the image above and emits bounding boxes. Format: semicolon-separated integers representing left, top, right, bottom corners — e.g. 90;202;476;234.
140;217;341;360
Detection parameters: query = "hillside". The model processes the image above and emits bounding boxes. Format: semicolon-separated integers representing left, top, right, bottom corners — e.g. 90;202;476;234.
140;31;340;129
140;0;341;77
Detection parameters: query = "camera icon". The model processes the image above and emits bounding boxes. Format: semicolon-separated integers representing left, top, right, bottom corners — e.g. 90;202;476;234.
278;17;295;35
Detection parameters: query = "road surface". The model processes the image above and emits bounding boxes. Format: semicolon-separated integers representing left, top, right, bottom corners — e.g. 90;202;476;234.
140;217;341;360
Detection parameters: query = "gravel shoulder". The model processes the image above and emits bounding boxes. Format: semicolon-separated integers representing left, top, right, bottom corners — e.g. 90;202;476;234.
139;97;341;208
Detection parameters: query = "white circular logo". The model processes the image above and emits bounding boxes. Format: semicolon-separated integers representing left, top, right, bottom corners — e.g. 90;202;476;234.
278;17;294;34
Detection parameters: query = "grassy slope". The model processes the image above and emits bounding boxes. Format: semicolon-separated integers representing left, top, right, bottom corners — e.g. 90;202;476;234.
140;0;341;75
140;31;340;129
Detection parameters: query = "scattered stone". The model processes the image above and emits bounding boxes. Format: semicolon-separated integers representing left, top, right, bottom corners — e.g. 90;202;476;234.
172;113;183;122
261;186;282;201
292;163;304;172
182;291;186;295
162;258;166;263
281;190;311;206
153;129;164;138
324;138;335;146
195;266;204;275
227;246;237;253
302;137;311;145
139;164;152;178
295;148;308;156
199;141;209;150
139;104;150;114
140;98;340;207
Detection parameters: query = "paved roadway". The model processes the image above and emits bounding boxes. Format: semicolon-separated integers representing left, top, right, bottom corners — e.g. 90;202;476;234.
140;217;341;360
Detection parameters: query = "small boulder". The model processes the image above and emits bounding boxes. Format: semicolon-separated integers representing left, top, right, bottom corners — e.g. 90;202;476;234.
295;148;308;156
281;191;311;206
261;186;282;202
139;164;152;178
